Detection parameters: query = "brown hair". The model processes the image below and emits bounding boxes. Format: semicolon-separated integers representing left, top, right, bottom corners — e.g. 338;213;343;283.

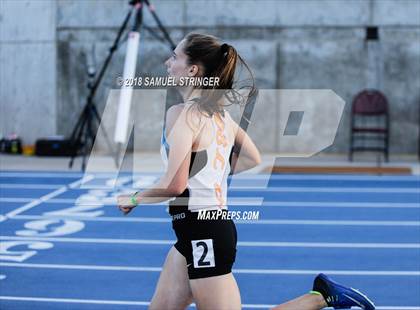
182;33;256;119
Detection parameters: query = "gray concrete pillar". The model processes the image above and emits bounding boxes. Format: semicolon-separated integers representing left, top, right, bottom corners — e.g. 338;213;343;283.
0;0;57;145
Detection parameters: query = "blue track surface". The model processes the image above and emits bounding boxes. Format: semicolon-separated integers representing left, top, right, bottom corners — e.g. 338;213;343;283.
0;171;419;309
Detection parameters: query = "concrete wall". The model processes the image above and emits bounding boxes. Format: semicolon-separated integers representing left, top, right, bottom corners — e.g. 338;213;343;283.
1;0;419;155
0;0;57;145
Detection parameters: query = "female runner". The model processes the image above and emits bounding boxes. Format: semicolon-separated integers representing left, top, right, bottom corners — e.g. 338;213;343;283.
117;33;375;310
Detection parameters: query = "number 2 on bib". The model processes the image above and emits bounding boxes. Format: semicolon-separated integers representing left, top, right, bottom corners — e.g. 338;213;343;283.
191;239;215;268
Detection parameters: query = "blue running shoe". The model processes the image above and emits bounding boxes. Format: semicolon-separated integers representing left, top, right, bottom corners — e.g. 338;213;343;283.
313;273;376;310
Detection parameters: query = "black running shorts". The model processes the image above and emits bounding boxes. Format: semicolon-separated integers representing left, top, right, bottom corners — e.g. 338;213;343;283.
171;209;237;279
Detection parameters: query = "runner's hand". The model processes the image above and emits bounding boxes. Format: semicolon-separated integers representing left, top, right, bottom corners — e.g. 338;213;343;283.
117;194;137;215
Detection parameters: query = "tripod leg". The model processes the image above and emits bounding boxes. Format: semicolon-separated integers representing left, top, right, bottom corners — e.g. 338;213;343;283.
69;111;89;169
68;104;88;142
68;8;134;171
69;103;90;168
82;106;98;172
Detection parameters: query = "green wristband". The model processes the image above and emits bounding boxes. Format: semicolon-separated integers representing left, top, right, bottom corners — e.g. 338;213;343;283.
130;195;138;206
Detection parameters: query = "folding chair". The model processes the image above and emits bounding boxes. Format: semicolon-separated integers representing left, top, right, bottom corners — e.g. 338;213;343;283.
349;89;390;162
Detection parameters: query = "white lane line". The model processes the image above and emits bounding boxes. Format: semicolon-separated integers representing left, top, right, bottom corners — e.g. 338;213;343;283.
375;308;420;310
235;219;420;226
240;305;362;310
1;236;419;249
0;198;38;203
0;296;418;310
1;171;419;181
10;215;420;227
1;197;419;208
11;215;171;223
1;188;67;222
0;184;67;189
238;241;420;249
1;175;95;222
0;296;150;306
233;269;420;276
0;172;144;179
261;202;420;208
242;187;420;194
243;174;420;181
2;183;419;193
0;184;132;190
0;262;161;272
0;172;85;178
2;262;420;276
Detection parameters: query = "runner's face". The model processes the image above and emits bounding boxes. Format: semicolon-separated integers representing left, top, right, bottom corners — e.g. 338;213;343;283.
165;40;195;82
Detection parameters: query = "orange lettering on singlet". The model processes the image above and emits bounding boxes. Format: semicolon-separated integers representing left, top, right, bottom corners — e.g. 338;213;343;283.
214;113;224;129
213;113;228;208
213;149;225;170
214;115;228;147
216;131;228;147
214;182;225;207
